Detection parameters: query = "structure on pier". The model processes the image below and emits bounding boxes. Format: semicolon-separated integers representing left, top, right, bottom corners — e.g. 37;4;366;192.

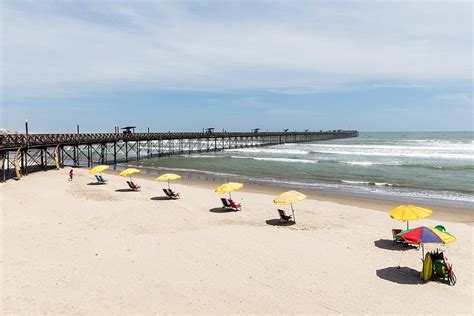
0;129;359;182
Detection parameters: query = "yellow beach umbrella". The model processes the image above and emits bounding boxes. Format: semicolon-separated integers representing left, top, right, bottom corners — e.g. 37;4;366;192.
89;165;109;175
215;182;244;199
157;173;181;189
389;205;432;229
273;190;307;223
119;168;141;181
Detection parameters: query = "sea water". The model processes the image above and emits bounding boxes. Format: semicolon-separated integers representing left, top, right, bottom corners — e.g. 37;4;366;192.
131;132;473;208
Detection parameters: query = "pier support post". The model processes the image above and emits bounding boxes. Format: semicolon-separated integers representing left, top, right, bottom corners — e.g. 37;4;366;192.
41;148;45;170
137;140;140;161
113;142;117;165
87;144;92;167
125;142;128;162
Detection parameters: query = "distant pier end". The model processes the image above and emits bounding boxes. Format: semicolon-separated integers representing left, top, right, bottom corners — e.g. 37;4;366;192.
0;129;358;181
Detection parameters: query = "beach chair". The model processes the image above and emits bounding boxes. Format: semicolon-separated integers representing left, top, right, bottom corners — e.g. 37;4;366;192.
220;198;231;208
127;181;141;191
430;250;457;286
228;199;241;211
220;198;240;211
97;175;107;183
391;229;404;245
163;188;180;199
95;175;107;184
278;209;292;222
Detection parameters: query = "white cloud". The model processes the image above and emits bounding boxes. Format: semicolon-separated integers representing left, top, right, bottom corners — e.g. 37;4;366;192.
1;0;472;98
436;93;473;105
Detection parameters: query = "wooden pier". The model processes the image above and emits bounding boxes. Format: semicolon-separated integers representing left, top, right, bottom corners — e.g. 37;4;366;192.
0;129;359;181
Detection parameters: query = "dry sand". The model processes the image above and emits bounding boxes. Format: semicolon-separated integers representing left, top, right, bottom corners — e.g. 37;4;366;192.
1;168;473;314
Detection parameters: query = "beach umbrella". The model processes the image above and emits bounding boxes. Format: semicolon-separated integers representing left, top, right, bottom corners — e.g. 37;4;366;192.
273;190;307;223
89;165;109;175
395;226;456;258
157;173;181;189
215;182;244;199
389;205;432;229
119;168;141;181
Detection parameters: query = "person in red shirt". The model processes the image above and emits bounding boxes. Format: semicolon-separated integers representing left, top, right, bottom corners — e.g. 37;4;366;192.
68;169;74;181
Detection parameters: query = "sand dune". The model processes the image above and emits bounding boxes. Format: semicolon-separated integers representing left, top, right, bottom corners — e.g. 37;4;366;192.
1;169;472;314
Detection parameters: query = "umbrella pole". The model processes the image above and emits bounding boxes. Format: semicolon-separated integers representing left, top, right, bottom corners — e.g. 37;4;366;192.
168;180;170;190
407;221;409;230
229;192;232;200
291;204;295;223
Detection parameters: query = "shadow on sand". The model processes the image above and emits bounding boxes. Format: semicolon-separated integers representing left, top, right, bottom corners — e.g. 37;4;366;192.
265;219;296;226
115;188;136;192
376;267;422;285
150;196;172;201
87;182;106;186
209;207;238;213
373;239;418;251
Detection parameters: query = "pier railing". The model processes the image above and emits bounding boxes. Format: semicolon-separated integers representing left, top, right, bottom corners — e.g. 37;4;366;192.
0;130;358;149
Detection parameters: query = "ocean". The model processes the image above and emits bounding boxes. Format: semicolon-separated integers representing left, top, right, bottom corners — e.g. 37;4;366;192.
129;132;474;208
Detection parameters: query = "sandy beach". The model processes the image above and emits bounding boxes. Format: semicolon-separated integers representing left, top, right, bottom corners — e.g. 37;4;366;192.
1;168;473;314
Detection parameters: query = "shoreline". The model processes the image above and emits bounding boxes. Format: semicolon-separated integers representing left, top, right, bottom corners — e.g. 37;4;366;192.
119;161;474;209
103;167;474;226
99;166;474;227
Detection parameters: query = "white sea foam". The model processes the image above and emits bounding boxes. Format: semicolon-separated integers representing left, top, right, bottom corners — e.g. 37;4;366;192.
228;148;309;155
306;143;474;151
253;157;318;164
341;180;368;185
310;150;474;160
337;160;408;167
340;161;378;166
341;180;394;187
183;154;219;159
230;155;318;164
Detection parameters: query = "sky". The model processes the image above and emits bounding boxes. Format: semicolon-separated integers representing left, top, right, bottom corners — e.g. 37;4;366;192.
1;0;472;133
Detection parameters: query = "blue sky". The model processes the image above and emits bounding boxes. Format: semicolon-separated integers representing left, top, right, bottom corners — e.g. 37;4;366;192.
1;0;472;133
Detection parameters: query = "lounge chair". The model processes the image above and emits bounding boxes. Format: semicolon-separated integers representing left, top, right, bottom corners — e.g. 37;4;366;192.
220;198;231;208
220;198;241;211
228;199;241;211
278;209;292;222
391;229;404;245
95;175;107;183
127;181;141;191
163;188;180;199
97;175;107;183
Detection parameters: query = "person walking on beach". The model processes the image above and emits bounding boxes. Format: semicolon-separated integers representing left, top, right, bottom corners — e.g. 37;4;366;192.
68;169;74;181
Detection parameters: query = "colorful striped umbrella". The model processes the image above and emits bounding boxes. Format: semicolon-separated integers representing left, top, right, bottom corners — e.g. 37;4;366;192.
395;226;456;245
396;226;456;258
